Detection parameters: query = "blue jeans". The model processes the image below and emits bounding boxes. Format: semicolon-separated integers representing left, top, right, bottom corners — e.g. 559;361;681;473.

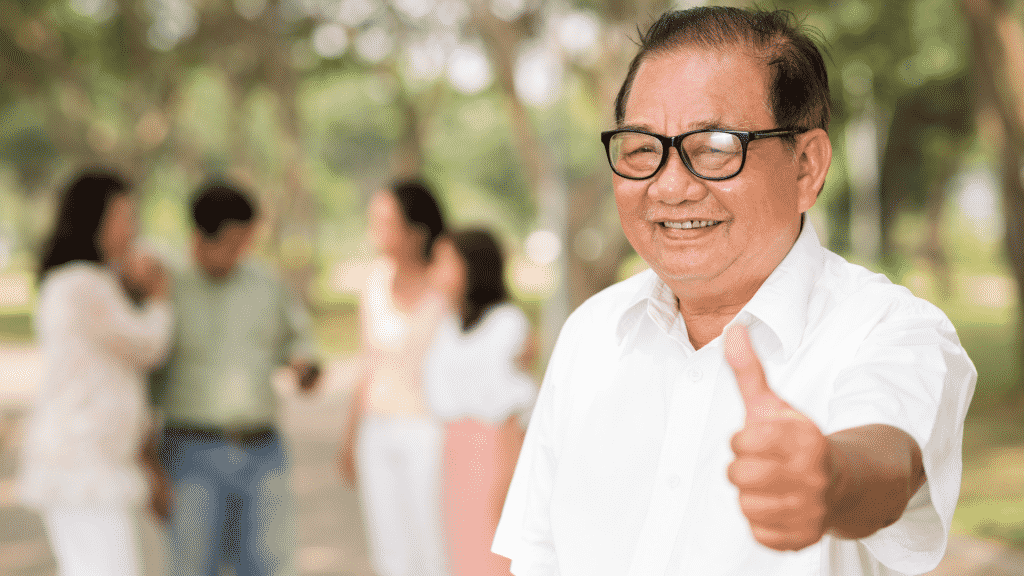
160;428;295;576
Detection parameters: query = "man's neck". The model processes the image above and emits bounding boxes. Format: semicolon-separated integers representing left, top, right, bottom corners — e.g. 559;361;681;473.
673;278;763;350
673;216;806;349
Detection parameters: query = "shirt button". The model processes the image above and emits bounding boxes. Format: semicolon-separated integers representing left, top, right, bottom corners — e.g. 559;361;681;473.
688;368;703;382
668;474;681;489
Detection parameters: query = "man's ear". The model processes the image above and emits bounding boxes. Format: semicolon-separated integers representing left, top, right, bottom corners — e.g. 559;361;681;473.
795;128;832;213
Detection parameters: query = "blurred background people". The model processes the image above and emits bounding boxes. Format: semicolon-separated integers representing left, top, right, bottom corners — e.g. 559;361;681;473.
17;170;173;576
426;229;537;576
148;181;321;576
338;179;450;576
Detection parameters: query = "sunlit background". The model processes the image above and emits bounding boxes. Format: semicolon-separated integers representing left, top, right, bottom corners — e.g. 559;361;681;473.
2;0;1024;573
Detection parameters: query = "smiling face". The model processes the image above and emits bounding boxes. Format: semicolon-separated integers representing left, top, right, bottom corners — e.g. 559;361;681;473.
614;45;826;306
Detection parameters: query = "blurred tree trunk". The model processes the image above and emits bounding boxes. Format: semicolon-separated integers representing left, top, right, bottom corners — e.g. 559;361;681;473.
474;0;665;323
472;2;570;348
266;33;318;298
877;75;972;295
565;174;635;307
964;0;1024;324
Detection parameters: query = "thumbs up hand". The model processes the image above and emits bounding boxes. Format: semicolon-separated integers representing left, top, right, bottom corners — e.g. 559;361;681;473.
725;325;837;551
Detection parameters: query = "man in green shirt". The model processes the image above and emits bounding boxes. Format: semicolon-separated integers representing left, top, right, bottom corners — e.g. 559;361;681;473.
149;181;320;576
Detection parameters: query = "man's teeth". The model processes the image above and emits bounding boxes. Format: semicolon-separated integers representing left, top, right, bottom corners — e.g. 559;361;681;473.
662;220;719;229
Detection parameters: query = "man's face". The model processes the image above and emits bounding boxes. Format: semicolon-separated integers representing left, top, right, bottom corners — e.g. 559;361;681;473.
614;46;821;296
193;222;253;278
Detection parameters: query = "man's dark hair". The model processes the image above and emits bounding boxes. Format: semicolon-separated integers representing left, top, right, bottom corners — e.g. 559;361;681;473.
614;7;831;139
190;181;258;238
39;169;131;280
390;178;446;263
450;229;509;332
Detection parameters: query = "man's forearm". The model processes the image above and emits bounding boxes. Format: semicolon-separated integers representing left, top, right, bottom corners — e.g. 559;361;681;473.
825;424;926;539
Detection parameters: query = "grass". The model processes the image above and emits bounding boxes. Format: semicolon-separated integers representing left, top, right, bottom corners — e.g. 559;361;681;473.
0;312;32;344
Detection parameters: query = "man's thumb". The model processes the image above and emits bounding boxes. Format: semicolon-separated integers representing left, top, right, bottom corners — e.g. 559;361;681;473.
725;325;781;422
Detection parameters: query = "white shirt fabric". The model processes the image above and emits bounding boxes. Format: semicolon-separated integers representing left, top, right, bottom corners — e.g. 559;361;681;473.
424;303;537;424
493;222;976;576
18;262;173;509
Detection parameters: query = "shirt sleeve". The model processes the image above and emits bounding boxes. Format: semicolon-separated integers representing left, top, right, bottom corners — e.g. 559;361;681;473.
493;308;588;576
824;299;977;574
77;272;174;370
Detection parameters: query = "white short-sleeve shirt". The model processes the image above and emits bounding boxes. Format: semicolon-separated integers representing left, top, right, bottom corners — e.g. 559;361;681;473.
493;222;976;576
424;304;537;424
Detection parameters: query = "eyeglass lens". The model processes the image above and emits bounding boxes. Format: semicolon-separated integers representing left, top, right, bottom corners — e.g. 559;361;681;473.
607;131;744;179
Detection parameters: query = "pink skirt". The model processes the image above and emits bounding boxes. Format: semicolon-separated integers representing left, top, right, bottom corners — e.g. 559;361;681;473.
442;416;524;576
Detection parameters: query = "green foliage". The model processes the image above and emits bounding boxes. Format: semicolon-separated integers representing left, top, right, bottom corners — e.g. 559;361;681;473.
0;312;33;343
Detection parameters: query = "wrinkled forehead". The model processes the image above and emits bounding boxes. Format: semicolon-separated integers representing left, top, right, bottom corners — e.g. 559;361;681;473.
625;44;774;124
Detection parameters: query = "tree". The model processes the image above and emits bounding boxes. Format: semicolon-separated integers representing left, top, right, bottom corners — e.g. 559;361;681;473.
964;0;1024;327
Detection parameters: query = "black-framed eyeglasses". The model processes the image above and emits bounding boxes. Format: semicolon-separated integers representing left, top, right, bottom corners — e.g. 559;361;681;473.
600;127;808;181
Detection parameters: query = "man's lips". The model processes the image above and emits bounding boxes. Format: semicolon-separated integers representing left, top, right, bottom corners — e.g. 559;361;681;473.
657;219;724;229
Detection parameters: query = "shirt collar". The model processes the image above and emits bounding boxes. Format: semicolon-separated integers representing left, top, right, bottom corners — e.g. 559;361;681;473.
615;270;662;343
615;218;826;358
734;217;825;358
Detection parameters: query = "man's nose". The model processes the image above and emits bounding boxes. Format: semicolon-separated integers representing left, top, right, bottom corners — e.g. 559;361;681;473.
647;147;708;204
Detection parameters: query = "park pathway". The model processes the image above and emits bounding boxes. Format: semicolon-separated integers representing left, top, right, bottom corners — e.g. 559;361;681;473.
0;345;1021;576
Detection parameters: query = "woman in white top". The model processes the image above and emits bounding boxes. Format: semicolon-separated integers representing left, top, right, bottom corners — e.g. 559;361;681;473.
426;229;537;576
18;170;173;576
339;179;450;576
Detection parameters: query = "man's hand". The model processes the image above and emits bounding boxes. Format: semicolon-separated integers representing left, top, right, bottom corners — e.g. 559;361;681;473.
725;325;836;551
291;361;322;393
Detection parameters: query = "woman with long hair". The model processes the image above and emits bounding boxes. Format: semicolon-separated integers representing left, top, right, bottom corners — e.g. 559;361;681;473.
18;170;173;576
339;179;450;576
426;229;537;576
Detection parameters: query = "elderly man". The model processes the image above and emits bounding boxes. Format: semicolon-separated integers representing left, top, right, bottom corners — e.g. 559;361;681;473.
493;7;975;576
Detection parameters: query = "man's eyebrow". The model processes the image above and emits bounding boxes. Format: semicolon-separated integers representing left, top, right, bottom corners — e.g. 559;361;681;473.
616;123;655;132
691;119;726;131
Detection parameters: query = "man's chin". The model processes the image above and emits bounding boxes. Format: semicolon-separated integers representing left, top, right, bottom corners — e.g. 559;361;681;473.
650;258;717;284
